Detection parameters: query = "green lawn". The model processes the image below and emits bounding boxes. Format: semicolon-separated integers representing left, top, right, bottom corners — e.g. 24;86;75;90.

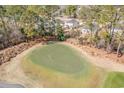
22;42;124;88
27;43;90;74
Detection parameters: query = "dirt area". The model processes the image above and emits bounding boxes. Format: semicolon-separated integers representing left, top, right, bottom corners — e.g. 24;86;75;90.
66;38;124;63
0;38;44;65
65;39;124;72
0;37;56;65
0;43;43;88
81;44;124;64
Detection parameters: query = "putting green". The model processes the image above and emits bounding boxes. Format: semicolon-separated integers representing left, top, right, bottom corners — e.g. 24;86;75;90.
27;43;90;73
22;42;124;88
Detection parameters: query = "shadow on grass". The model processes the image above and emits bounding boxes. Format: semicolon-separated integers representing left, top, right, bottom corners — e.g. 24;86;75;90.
45;41;62;45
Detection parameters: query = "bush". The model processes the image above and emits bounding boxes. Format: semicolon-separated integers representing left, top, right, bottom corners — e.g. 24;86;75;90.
55;23;65;41
58;33;65;41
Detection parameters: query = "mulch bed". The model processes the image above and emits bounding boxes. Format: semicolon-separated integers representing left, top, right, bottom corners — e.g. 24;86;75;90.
0;37;57;65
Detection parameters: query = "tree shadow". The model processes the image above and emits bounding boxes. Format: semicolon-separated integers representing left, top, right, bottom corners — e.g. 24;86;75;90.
42;41;58;45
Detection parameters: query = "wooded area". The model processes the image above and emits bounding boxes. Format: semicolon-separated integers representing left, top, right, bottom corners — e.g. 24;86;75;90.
0;5;65;50
0;5;124;58
65;5;124;57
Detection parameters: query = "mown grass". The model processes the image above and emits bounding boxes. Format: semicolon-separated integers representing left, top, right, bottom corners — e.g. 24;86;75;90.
21;42;124;88
26;43;90;74
103;72;124;88
22;58;106;88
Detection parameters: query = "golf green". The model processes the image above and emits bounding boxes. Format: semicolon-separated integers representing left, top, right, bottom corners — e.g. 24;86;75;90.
27;43;90;73
22;42;124;88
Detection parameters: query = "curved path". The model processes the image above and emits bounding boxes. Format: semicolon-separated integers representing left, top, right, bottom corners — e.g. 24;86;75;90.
0;82;24;88
0;42;124;87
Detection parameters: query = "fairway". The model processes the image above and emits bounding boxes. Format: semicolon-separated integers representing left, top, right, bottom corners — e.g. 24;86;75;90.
22;42;124;88
103;72;124;88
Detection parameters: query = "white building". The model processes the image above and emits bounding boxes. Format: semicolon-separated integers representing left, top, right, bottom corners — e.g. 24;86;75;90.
64;19;79;29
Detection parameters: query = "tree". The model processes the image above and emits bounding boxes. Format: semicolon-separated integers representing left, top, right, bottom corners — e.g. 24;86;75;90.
0;5;62;49
55;22;65;41
20;10;39;39
65;5;77;18
79;6;101;46
79;6;123;50
0;6;10;47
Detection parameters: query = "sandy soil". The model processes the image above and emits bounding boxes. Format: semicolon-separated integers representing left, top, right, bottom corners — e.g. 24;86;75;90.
0;41;124;87
0;43;43;88
63;42;124;72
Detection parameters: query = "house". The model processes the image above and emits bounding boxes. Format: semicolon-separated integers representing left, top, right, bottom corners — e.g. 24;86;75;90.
80;28;90;34
64;19;79;29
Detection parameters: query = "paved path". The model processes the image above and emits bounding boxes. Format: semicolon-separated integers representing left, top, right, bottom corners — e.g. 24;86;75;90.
0;82;24;88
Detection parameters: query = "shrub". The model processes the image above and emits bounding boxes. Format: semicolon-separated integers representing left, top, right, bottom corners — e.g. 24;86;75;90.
55;23;65;41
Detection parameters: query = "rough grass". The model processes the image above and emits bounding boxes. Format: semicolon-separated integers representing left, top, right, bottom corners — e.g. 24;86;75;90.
22;58;106;88
103;72;124;88
21;43;106;87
